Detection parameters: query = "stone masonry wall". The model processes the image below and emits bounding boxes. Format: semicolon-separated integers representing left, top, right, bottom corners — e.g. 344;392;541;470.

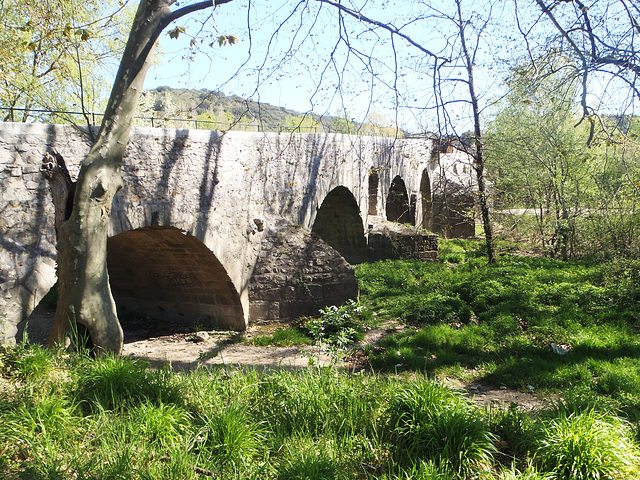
0;122;475;344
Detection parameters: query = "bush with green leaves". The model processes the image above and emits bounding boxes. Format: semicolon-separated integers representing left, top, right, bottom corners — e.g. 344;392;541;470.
295;300;371;347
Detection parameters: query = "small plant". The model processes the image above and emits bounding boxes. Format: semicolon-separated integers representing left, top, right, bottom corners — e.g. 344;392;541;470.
295;300;371;347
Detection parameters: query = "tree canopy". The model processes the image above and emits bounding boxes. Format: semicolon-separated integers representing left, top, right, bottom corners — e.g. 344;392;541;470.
0;0;133;122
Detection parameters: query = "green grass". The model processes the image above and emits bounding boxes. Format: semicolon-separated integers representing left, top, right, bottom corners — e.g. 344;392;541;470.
1;344;640;479
356;242;640;403
3;241;640;478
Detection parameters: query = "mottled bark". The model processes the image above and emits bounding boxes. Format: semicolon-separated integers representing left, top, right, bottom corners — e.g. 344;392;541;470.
43;0;235;355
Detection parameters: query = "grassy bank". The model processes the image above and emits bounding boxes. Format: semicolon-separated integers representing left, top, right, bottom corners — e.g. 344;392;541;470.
356;242;640;415
2;240;640;479
2;344;639;479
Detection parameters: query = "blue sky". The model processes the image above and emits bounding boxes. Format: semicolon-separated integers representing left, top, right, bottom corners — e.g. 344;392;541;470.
143;0;468;132
141;0;638;134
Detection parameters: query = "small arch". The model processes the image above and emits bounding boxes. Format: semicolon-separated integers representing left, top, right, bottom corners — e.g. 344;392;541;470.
107;226;245;334
386;175;414;225
420;169;433;230
312;186;367;264
368;169;379;215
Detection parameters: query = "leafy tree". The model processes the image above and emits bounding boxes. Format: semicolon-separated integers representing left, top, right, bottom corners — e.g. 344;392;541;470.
360;112;403;137
282;114;321;133
331;109;356;134
488;57;640;258
0;0;133;124
488;63;591;258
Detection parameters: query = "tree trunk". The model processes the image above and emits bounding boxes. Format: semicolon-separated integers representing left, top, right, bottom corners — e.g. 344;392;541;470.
44;0;177;354
455;0;495;264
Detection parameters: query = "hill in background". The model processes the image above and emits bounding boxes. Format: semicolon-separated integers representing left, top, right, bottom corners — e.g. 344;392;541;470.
138;86;403;136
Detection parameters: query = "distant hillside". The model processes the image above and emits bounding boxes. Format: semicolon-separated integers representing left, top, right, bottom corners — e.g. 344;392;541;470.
137;86;404;136
138;86;332;132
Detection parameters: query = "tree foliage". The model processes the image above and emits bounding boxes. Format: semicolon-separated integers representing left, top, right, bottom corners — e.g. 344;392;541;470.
0;0;134;123
488;56;640;258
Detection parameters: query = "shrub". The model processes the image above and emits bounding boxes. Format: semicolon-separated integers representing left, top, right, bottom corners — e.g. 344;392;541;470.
295;300;370;347
536;410;640;479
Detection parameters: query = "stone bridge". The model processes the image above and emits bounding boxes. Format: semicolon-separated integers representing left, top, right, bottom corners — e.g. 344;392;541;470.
0;122;476;344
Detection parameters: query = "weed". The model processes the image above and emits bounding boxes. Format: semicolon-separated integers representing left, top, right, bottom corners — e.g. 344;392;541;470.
295;300;371;347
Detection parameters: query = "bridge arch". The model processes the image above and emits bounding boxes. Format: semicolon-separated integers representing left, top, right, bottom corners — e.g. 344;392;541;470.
106;226;244;331
368;168;380;216
311;186;367;264
386;175;414;225
420;169;433;230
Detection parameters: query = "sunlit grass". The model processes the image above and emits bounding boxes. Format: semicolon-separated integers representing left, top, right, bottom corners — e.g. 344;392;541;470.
3;246;640;478
250;326;313;347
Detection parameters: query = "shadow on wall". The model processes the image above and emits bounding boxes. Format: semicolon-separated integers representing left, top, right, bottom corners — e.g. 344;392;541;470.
107;226;245;332
311;186;368;265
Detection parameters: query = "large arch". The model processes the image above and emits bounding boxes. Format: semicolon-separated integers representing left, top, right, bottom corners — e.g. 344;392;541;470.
386;175;414;225
420;169;433;230
107;226;245;332
311;186;368;264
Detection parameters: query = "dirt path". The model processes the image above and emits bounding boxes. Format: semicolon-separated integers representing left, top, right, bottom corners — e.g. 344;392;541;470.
19;307;547;410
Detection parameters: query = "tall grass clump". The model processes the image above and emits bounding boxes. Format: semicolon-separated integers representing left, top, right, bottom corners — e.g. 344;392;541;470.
74;354;183;411
193;401;268;473
277;436;346;480
380;459;453;480
385;379;496;478
535;409;640;479
487;402;537;458
253;367;384;439
1;342;68;390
